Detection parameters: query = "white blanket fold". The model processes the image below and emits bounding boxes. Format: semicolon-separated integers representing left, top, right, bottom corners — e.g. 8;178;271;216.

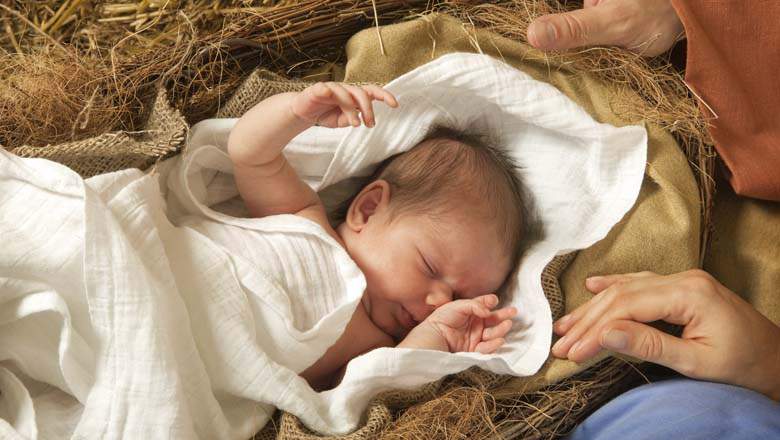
0;53;646;439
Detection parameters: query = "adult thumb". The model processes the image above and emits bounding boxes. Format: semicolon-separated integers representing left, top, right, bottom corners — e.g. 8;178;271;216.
527;5;624;51
600;320;696;375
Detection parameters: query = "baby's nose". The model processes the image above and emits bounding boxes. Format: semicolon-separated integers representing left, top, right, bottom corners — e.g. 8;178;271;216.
424;285;452;308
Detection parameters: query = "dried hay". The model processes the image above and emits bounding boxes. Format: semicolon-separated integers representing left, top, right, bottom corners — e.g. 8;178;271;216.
0;0;715;255
254;358;644;439
1;1;712;438
0;48;131;148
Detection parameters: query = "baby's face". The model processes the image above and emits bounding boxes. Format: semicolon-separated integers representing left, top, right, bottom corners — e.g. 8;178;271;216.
339;207;511;340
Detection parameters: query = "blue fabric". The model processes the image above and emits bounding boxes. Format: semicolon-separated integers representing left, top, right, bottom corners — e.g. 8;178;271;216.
568;379;780;440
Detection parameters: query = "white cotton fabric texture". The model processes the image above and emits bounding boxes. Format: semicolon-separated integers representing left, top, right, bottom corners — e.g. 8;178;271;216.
0;52;647;439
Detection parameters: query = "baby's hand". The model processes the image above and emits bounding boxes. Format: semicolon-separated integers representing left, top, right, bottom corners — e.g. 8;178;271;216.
290;82;398;129
399;294;517;354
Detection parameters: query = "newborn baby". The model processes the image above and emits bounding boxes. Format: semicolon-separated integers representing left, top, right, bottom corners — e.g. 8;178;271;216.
228;82;529;390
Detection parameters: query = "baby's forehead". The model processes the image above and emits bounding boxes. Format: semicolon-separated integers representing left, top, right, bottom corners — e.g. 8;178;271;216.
416;212;511;263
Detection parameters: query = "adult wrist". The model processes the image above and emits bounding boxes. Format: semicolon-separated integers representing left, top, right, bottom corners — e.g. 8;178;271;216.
743;335;780;402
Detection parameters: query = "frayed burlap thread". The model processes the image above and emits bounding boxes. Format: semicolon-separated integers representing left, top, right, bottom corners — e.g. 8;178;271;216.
12;88;187;178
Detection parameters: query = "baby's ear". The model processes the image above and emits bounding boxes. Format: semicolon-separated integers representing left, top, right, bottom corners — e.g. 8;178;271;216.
346;180;391;231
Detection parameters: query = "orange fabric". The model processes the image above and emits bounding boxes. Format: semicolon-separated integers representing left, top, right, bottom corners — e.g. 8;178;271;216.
671;0;780;201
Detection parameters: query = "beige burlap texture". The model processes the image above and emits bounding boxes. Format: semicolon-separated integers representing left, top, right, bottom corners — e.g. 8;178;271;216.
705;183;780;326
12;88;188;177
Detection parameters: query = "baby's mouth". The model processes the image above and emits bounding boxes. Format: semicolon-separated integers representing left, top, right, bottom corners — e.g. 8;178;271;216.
398;306;419;330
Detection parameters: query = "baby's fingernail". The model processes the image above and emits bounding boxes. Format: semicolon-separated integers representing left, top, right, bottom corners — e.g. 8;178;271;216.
602;329;629;350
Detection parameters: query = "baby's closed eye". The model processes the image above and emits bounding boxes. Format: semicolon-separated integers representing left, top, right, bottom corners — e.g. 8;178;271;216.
418;251;437;277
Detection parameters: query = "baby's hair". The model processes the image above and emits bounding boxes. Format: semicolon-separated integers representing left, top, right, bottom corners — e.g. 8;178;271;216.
335;126;539;266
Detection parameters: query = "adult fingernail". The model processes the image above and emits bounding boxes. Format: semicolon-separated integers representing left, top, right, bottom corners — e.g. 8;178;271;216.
528;21;555;48
568;340;582;357
557;315;571;327
552;335;567;353
531;22;556;47
544;23;556;45
602;329;629;350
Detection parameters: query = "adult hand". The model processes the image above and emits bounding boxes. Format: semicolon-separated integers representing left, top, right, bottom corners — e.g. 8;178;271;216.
527;0;684;56
551;270;780;401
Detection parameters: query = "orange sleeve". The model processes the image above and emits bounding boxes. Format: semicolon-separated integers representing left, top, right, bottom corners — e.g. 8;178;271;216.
671;0;780;201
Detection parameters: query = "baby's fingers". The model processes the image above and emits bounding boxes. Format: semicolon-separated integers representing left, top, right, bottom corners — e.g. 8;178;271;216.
475;338;505;354
460;300;492;319
362;84;399;108
485;306;518;327
324;83;361;126
474;294;499;309
344;85;376;127
483;319;513;340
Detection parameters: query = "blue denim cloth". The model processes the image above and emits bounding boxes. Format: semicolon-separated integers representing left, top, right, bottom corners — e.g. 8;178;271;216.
568;379;780;440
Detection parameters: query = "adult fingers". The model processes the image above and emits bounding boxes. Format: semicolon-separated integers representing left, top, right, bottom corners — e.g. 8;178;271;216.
552;276;690;359
554;271;657;335
598;320;700;375
527;3;627;51
584;271;657;293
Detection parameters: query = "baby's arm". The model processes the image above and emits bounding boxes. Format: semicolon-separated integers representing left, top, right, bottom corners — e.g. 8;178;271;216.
397;294;517;354
227;83;397;219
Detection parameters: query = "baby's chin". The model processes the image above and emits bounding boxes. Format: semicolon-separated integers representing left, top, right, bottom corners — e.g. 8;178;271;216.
363;294;408;340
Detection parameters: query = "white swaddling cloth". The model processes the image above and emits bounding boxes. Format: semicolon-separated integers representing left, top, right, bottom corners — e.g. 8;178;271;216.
0;53;647;439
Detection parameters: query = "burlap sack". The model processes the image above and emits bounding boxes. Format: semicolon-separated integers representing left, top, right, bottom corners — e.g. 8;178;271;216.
12;88;188;178
705;182;780;326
